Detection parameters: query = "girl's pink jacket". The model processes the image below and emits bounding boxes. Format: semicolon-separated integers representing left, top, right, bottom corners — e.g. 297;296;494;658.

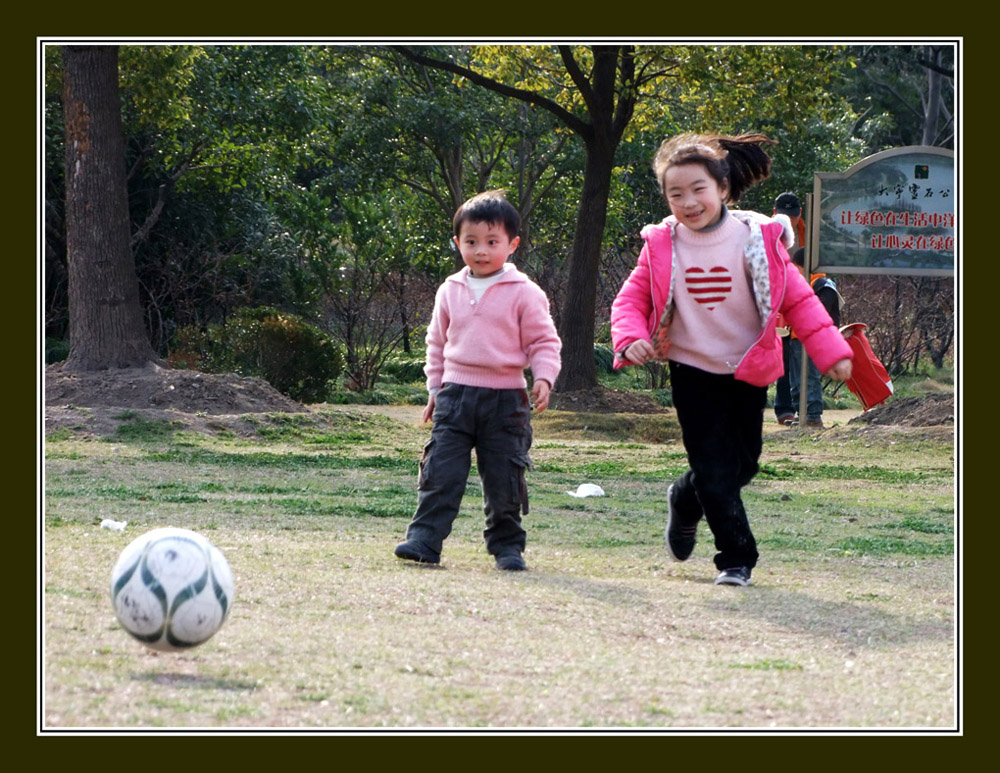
610;212;852;387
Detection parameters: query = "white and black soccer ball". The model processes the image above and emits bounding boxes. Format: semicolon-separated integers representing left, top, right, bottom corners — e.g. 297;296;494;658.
110;528;235;652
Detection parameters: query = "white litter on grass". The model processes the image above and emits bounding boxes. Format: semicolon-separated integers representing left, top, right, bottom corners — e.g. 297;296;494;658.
100;519;128;532
566;484;605;498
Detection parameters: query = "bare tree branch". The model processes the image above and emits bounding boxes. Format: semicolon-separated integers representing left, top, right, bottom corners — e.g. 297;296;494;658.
394;46;591;138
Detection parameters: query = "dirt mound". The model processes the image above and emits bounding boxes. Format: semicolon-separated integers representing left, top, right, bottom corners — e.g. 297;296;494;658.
549;386;667;414
44;363;308;439
849;393;954;427
43;363;954;439
45;363;303;415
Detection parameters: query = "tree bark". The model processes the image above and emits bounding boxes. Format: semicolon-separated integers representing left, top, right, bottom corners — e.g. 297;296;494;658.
921;45;943;146
395;46;642;393
61;45;159;371
557;141;614;391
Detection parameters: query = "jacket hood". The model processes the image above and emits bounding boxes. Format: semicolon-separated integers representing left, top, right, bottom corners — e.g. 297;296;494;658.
651;210;795;250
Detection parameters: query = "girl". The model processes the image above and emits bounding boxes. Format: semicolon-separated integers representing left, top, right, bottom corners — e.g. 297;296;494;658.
611;133;853;586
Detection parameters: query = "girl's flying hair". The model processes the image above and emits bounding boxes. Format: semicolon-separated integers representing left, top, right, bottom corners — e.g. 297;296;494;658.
652;133;777;204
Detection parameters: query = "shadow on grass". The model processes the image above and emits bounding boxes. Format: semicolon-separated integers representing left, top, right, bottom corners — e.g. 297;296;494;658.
706;587;953;648
131;672;258;691
516;571;653;609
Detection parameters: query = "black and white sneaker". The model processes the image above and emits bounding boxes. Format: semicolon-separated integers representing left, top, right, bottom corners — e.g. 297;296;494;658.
664;483;698;562
714;566;752;586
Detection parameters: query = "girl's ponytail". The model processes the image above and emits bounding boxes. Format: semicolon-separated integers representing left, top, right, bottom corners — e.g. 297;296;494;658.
715;133;775;201
653;131;776;204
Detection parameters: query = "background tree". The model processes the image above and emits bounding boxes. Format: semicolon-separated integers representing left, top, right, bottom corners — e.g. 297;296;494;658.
397;44;680;391
45;43;955;393
834;44;955;375
60;45;159;371
843;44;955;151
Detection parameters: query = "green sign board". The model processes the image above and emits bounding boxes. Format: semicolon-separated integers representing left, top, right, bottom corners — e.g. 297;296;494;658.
810;146;954;276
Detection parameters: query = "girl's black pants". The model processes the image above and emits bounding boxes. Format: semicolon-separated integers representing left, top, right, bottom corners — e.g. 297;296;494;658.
668;361;766;570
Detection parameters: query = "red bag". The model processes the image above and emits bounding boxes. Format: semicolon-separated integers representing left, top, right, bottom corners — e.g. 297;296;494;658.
840;323;893;411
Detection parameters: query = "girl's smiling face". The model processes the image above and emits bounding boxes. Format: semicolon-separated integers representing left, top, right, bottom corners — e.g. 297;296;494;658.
663;162;729;231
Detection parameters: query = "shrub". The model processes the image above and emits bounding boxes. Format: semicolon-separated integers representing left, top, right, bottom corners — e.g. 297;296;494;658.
45;338;70;364
380;354;426;384
172;307;343;403
594;344;616;375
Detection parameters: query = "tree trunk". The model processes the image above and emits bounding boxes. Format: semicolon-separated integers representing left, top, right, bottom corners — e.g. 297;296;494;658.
61;45;159;371
921;46;942;146
556;140;614;392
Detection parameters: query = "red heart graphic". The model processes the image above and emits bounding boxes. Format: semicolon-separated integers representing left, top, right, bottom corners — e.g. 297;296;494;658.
685;266;732;310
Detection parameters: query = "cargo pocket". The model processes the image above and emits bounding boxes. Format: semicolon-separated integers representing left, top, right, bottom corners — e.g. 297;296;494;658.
417;438;434;491
511;453;531;515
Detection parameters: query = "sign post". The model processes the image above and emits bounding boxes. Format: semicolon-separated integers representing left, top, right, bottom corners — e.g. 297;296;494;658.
810;146;955;277
797;147;954;421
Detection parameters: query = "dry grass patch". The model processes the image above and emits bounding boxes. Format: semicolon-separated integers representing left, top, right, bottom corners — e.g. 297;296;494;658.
42;406;956;731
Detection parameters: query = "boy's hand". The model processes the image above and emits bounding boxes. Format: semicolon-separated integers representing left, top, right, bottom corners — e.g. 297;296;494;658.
531;379;552;413
422;393;436;423
825;358;853;382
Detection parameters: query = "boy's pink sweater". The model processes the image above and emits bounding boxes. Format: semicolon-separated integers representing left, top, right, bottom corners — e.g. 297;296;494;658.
424;264;562;392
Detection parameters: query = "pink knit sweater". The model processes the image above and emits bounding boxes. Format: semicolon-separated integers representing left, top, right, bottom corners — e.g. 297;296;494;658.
424;264;562;392
667;214;761;374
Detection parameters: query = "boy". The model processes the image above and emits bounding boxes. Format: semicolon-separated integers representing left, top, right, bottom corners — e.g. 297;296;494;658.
394;190;562;571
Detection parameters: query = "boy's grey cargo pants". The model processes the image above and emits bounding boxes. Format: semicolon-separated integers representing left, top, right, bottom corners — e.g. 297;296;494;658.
403;383;532;561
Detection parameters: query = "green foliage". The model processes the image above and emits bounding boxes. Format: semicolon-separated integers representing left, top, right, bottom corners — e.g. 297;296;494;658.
46;338;70;364
43;43;954;376
381;354;427;384
593;344;616;375
173;306;343;403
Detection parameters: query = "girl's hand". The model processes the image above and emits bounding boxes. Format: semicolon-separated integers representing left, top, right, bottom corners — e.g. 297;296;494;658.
422;393;437;423
531;379;552;413
825;358;853;382
624;339;655;365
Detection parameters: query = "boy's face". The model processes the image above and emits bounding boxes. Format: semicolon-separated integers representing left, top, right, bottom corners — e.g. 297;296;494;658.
454;220;520;277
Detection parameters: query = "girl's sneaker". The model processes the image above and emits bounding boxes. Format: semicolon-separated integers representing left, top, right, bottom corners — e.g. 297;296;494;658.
665;484;697;561
715;566;752;586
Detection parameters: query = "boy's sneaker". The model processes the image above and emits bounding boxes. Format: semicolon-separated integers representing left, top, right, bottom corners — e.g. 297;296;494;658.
714;566;752;586
664;483;697;562
495;551;527;571
394;541;440;565
776;414;796;425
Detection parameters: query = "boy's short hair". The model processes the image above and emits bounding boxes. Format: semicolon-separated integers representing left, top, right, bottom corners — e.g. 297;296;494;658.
453;190;521;240
774;192;802;217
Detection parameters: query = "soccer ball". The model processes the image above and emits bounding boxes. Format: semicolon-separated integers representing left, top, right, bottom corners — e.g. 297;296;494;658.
110;528;235;652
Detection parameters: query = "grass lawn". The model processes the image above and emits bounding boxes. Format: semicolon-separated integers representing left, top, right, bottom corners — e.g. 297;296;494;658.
41;404;956;730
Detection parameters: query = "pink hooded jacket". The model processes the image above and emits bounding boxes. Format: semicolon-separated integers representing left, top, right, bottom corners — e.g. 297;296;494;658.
424;264;562;392
610;211;852;387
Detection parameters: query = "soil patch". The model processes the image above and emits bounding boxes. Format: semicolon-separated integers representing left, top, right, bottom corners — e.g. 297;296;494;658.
43;363;955;440
46;363;303;414
849;393;954;427
549;386;667;414
44;363;306;439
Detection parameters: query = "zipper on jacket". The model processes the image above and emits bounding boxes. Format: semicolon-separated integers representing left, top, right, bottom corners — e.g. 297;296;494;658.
729;239;788;372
